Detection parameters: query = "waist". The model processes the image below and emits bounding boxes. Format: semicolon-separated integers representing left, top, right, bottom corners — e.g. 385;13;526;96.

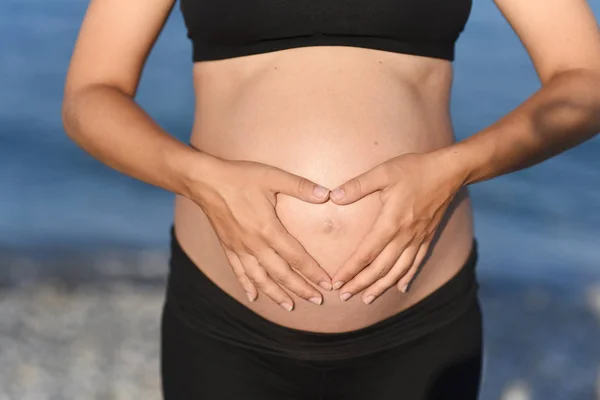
165;225;480;361
174;149;474;331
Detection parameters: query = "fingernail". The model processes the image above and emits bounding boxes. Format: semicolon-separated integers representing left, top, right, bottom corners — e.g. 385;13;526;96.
319;281;332;291
363;295;375;304
314;185;329;198
331;188;345;201
400;284;408;293
340;292;352;302
246;292;255;302
280;302;293;311
333;281;345;290
309;297;323;305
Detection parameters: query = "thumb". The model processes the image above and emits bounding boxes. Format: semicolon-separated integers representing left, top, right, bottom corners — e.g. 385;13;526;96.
330;165;388;205
270;169;330;203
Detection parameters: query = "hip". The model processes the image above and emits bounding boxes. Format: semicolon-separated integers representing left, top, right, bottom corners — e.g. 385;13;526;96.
163;223;481;362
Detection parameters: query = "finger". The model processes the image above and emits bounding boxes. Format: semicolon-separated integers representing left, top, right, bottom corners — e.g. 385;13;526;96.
397;242;430;293
362;244;420;304
255;248;323;305
239;253;295;311
267;168;330;204
336;239;407;302
270;227;333;291
330;164;389;205
331;209;398;290
224;249;257;302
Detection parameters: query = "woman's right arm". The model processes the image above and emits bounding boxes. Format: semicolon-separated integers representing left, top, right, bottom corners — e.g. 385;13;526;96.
62;0;332;309
62;0;199;196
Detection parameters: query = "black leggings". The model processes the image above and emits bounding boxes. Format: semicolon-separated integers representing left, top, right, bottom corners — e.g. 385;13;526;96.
161;228;484;399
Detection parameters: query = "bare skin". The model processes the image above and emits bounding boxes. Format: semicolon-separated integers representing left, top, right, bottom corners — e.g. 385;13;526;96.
174;47;475;331
63;0;600;333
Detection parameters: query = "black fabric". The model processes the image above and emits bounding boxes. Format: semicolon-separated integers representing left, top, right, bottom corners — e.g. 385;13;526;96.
179;0;473;62
161;227;484;399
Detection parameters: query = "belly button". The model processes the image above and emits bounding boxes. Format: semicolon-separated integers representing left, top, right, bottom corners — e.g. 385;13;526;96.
322;219;335;234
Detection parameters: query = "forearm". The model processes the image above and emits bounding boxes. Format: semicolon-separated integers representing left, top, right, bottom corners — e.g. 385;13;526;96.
62;84;216;198
437;68;600;186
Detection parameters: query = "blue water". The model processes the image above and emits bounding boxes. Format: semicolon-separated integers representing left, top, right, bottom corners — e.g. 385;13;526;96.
1;0;599;284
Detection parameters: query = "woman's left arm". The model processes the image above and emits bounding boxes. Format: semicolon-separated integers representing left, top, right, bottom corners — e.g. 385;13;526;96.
329;0;600;304
439;0;600;185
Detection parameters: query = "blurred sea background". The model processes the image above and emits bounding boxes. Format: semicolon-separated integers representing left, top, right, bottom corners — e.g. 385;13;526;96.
1;0;599;399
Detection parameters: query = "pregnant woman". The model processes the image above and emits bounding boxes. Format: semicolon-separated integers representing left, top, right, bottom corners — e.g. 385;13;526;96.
62;0;600;398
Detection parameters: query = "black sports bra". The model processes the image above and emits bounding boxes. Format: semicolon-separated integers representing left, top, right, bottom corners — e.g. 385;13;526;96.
179;0;472;62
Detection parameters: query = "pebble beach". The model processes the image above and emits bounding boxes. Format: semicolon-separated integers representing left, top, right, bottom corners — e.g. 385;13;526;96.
1;250;599;400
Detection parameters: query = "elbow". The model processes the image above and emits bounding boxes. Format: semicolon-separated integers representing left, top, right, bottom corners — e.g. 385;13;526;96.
548;67;600;93
61;92;76;140
548;68;600;120
60;83;112;141
61;81;136;144
61;92;80;142
577;69;600;131
61;80;89;141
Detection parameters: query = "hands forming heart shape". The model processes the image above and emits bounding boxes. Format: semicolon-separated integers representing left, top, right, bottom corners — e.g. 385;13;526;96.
192;151;464;310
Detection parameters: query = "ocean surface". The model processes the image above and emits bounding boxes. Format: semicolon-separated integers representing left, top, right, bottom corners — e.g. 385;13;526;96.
2;0;599;286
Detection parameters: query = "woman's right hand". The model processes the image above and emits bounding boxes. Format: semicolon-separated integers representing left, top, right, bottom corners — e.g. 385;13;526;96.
189;156;333;311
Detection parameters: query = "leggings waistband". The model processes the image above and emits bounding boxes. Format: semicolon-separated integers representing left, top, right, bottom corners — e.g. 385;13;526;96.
164;226;480;361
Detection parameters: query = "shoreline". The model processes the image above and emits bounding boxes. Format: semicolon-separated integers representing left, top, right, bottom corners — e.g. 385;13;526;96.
1;246;598;289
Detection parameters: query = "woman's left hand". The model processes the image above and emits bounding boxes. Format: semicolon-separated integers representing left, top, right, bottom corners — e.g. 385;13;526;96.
329;151;464;304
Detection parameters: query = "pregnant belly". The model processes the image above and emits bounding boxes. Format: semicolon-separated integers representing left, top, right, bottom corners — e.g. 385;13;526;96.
174;56;474;332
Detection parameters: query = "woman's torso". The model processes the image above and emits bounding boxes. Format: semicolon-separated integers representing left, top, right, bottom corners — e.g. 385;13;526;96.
174;46;474;333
